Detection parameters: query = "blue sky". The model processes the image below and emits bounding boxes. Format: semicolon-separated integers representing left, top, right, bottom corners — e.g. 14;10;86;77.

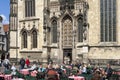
0;0;10;24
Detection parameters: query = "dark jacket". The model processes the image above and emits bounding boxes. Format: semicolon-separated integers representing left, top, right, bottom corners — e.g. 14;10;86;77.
105;67;113;78
19;58;25;66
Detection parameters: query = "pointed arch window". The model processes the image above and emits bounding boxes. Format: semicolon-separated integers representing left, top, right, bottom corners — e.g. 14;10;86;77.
52;20;57;43
22;31;27;48
78;16;83;42
32;30;37;48
62;16;73;47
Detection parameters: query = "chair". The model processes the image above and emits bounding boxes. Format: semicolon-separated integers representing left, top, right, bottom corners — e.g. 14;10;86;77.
16;71;25;79
4;70;11;74
71;69;78;76
59;72;68;80
36;72;45;79
110;74;119;80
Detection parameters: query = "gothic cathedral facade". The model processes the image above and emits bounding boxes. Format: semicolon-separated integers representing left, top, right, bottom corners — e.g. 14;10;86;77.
10;0;120;63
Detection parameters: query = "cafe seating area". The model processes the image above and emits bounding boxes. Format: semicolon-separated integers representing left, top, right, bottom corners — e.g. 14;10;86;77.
0;63;120;80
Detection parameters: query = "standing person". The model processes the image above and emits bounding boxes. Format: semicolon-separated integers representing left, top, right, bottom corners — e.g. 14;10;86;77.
25;57;30;68
19;58;25;69
105;64;113;80
11;63;17;78
3;57;11;71
1;54;5;66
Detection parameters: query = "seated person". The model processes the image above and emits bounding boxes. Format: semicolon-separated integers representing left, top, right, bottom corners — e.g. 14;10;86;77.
91;70;101;80
82;64;87;74
38;64;46;72
46;64;59;80
29;63;37;72
37;64;46;79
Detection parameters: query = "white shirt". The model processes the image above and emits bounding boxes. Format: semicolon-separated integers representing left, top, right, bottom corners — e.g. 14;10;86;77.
82;67;87;73
11;66;16;75
11;66;16;71
30;64;37;70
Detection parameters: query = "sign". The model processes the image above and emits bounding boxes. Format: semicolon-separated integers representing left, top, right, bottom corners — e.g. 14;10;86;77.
82;46;88;53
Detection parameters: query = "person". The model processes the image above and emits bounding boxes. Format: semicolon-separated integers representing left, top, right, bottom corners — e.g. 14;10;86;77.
1;54;5;65
105;64;113;80
11;63;17;78
101;68;106;80
19;58;25;69
91;70;101;80
3;58;11;71
29;63;37;72
45;64;59;80
38;64;46;72
37;64;46;79
25;57;30;68
82;64;87;74
55;64;63;78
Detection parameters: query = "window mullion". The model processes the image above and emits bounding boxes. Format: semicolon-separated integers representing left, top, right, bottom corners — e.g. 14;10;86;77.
107;1;109;41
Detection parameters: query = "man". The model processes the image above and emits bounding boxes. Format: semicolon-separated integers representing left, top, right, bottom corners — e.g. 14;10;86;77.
105;64;113;80
19;58;25;69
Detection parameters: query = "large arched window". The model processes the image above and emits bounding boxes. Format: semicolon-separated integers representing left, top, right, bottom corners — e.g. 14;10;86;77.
32;30;37;48
22;31;27;48
52;20;57;43
62;15;73;47
78;16;83;42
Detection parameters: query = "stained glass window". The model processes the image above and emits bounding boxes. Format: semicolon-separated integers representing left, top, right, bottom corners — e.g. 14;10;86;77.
62;18;73;46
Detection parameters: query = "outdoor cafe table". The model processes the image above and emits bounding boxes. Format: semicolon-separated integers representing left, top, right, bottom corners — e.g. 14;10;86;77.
0;74;12;80
69;76;85;80
113;69;120;75
20;69;29;75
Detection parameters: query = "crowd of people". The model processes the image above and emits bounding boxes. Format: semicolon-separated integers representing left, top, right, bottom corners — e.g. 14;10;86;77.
0;57;119;80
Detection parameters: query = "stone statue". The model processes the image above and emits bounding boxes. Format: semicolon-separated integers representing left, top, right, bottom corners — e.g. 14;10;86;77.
83;24;88;41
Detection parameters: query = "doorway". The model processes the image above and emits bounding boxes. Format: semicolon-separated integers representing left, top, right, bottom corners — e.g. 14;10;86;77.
63;49;72;64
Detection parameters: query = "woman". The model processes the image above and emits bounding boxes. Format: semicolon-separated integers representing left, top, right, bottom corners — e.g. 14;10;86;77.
25;58;30;68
